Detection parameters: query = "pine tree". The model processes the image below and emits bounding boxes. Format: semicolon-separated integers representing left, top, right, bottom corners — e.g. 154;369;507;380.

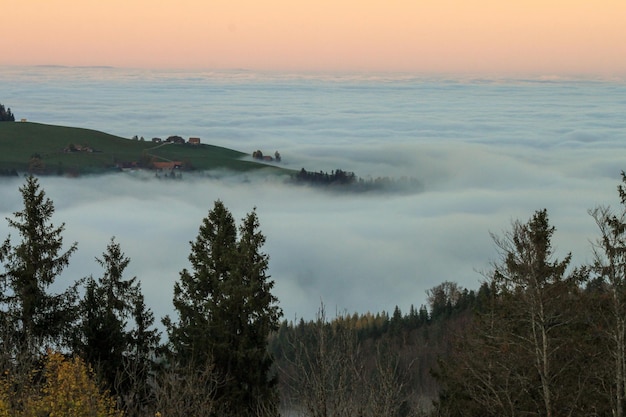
0;175;78;358
230;208;282;415
164;200;282;417
127;290;160;409
164;200;238;368
490;209;580;417
434;209;590;416
75;238;159;410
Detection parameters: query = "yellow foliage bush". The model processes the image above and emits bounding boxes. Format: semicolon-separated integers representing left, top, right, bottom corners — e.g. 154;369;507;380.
1;351;123;417
0;376;10;417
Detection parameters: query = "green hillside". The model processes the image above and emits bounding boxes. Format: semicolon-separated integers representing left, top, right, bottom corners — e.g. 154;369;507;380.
0;122;286;175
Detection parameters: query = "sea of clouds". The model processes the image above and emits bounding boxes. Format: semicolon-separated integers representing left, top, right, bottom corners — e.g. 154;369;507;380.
1;66;625;331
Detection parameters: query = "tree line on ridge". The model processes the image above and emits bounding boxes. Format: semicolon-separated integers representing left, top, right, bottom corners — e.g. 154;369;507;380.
0;103;14;122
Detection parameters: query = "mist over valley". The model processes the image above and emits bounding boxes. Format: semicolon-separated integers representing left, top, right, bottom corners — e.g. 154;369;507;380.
1;67;625;327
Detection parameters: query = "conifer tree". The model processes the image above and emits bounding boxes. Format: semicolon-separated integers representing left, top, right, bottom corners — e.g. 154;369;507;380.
434;209;589;416
127;290;160;409
0;175;78;358
75;238;159;410
164;200;282;417
164;201;238;368
0;104;14;122
229;208;282;415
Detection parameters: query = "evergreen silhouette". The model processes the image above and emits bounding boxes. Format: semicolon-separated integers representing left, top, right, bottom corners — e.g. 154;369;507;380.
164;200;282;416
0;103;15;121
0;175;78;358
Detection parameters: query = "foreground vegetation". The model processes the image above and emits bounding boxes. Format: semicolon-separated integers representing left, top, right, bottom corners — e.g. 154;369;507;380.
1;176;281;417
5;166;626;416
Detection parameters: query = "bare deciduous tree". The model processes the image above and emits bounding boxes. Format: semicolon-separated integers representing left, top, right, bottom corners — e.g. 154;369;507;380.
282;305;420;417
150;360;222;417
589;174;626;417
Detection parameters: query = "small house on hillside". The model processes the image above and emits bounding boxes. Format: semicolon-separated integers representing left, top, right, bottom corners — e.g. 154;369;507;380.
188;137;201;145
153;161;182;170
165;135;185;144
253;149;282;162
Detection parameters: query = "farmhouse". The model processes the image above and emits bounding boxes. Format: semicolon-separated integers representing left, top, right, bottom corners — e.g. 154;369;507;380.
153;161;182;170
252;149;282;162
165;135;185;144
188;137;201;145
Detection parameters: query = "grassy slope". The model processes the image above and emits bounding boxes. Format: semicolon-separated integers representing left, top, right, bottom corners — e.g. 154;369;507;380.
0;122;286;174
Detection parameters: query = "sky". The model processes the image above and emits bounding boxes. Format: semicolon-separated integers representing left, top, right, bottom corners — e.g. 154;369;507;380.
3;0;626;74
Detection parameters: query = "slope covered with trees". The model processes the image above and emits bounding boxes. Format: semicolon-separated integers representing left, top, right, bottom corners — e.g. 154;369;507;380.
432;176;626;417
290;167;423;193
4;173;626;416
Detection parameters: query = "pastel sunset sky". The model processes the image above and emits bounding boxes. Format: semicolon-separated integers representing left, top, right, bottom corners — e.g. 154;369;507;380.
3;0;625;74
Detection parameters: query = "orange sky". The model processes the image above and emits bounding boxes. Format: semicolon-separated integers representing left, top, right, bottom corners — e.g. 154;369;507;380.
2;0;625;74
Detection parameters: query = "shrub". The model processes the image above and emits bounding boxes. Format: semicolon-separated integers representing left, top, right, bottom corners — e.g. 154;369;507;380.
17;351;123;417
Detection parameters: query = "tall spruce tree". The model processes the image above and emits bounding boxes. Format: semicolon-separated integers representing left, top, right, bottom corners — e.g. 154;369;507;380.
75;237;159;410
0;175;78;358
164;200;282;417
434;209;590;416
492;210;570;417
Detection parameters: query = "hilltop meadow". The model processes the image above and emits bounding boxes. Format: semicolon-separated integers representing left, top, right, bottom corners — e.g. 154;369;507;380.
0;121;287;176
0;121;423;195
